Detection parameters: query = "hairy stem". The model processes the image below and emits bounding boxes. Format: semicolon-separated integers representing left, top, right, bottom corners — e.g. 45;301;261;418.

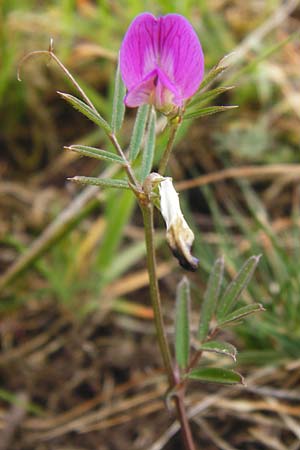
140;200;196;450
141;201;174;382
176;391;197;450
109;133;140;188
18;48;98;114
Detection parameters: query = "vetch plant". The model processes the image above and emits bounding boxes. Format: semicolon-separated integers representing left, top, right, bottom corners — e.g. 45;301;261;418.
19;13;264;450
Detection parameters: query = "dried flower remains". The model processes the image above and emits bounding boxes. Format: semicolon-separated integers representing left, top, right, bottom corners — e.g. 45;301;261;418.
159;178;199;271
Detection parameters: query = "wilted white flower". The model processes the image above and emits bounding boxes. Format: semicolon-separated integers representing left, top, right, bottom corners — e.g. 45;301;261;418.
159;178;199;271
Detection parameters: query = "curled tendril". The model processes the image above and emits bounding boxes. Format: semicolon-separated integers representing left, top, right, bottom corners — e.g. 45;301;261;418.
17;39;97;113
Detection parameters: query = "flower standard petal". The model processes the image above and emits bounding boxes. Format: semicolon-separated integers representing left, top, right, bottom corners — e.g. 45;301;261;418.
120;13;159;92
120;13;204;110
158;14;204;102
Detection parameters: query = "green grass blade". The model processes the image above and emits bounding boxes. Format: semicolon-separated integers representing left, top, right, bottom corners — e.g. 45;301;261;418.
188;367;244;385
198;257;224;341
68;176;129;189
217;255;261;320
111;56;126;133
129;104;150;161
103;240;146;284
97;190;135;275
0;388;44;416
184;105;238;121
228;31;300;85
140;107;156;181
66;145;125;165
175;277;191;370
103;233;164;285
58;92;112;135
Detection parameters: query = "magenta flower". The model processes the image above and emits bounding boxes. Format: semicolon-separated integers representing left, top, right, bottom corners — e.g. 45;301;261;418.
120;13;204;113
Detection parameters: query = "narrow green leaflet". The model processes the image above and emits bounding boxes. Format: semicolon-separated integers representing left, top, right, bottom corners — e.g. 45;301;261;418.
58;92;112;135
111;56;126;133
217;255;261;320
66;145;125;165
129;104;150;161
198;257;224;341
187;86;234;109
175;277;191;370
218;303;265;328
140;108;156;182
183;105;238;121
198;340;237;361
68;176;129;189
188;367;244;385
197;53;233;92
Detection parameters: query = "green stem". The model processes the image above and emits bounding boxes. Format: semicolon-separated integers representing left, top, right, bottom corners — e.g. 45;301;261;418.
140;199;197;450
109;133;140;189
158;123;179;175
141;201;174;383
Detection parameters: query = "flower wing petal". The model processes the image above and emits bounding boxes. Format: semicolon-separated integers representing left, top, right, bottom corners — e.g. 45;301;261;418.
124;69;157;107
125;68;181;108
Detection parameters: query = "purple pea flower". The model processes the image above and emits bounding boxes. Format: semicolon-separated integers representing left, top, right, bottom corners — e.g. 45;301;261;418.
120;13;204;114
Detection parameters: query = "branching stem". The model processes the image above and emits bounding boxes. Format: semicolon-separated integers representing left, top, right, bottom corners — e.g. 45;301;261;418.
18;48;98;113
109;133;140;188
18;44;140;190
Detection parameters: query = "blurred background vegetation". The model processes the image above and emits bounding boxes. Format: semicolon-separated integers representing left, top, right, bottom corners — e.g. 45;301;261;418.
1;1;300;449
